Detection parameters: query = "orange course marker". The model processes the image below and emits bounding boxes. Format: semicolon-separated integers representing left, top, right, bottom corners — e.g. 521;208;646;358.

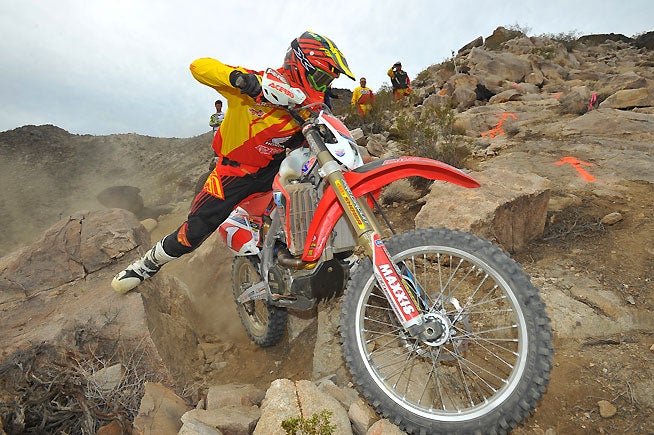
481;112;518;139
555;156;596;182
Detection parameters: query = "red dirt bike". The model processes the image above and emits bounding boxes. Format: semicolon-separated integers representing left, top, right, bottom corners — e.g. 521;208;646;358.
219;69;553;434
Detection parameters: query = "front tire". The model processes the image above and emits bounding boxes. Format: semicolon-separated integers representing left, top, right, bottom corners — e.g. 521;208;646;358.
232;256;287;347
340;228;553;434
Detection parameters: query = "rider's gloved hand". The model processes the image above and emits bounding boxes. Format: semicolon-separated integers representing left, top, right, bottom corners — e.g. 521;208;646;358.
229;71;262;98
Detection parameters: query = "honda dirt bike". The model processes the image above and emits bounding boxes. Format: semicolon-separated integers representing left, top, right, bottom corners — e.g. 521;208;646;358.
219;69;553;434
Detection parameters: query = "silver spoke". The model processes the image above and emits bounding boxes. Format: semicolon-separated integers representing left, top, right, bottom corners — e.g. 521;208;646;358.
357;240;527;418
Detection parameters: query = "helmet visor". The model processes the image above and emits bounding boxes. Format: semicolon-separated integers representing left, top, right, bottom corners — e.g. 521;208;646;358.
308;68;337;92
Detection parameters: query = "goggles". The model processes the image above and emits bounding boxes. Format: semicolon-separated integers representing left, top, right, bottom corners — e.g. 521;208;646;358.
307;68;338;92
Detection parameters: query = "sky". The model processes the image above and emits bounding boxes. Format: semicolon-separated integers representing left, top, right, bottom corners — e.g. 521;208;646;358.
0;0;651;138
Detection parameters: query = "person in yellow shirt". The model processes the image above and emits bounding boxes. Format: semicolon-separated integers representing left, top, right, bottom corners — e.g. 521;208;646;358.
387;61;411;100
351;77;375;115
111;31;355;293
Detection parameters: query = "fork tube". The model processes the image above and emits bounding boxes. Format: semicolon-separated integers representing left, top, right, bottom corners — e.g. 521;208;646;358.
304;127;424;334
304;126;375;243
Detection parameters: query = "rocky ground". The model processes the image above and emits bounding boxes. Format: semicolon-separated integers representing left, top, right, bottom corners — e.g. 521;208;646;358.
1;28;653;434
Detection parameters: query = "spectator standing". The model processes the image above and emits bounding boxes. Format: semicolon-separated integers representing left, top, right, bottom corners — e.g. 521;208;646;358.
209;100;224;133
324;83;339;110
351;77;375;116
387;61;411;100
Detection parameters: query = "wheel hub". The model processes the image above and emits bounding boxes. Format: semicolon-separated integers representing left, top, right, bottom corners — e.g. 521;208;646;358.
420;312;451;346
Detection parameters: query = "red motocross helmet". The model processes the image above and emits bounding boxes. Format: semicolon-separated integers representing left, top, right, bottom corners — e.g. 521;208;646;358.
283;31;355;102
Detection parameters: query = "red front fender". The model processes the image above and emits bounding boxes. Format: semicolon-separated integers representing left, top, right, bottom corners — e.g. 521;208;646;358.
302;156;480;261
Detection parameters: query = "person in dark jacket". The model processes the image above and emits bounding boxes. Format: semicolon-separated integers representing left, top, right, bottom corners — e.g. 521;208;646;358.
387;61;411;100
324;83;339;110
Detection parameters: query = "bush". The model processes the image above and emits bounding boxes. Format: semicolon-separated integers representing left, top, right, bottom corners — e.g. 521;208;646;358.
395;105;470;169
539;30;581;52
0;329;167;434
532;46;558;60
281;410;336;435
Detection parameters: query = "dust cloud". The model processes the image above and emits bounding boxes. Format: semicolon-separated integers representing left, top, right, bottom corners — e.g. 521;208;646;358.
0;126;215;254
149;208;248;341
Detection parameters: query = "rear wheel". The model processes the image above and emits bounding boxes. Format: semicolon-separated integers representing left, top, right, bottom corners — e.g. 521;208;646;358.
340;228;553;434
232;256;287;347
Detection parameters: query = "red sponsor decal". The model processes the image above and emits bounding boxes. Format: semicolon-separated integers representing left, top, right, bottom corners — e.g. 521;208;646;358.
372;235;419;324
269;82;294;98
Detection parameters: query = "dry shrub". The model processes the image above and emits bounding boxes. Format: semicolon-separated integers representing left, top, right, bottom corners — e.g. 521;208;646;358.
0;329;168;434
395;105;471;169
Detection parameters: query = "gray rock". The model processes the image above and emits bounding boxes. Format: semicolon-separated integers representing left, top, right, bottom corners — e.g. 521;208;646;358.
317;379;360;410
599;87;654;109
415;168;550;253
348;399;379;435
601;212;624;225
597;400;617;418
296;380;352;435
254;379;301;435
134;382;189;435
206;384;265;409
366;418;406;435
312;300;348;384
180;407;260;435
0;209;149;302
90;363;124;393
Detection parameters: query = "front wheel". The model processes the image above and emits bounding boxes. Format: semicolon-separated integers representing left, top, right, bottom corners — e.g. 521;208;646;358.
232;256;287;347
340;228;553;434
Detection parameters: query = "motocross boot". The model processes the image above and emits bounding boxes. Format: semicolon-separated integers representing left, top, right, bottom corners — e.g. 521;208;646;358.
111;239;176;294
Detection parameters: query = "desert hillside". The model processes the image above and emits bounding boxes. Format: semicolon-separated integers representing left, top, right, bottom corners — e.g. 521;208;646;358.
1;27;653;434
0;126;216;253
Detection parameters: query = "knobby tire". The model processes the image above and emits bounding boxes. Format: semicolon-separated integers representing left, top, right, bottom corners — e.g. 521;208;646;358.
340;228;553;435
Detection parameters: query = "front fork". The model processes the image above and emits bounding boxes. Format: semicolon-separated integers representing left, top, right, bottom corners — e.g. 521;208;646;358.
313;146;427;337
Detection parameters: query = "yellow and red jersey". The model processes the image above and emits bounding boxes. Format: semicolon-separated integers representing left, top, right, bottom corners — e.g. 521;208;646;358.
351;86;375;106
351;85;374;115
190;58;312;176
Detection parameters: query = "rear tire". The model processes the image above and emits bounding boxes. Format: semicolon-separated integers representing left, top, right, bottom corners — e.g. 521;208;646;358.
232;256;287;347
340;228;553;434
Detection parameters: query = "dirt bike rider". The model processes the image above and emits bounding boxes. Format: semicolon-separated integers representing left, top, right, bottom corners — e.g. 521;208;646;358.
112;31;355;294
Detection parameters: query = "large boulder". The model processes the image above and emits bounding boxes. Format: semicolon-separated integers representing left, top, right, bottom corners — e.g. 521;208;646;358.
448;73;479;110
466;47;533;84
559;85;593;115
599;87;654;109
415;168;550;253
561;108;654;137
597;71;648;95
457;35;483;54
484;26;525;50
0;209;169;376
0;208;148;304
133;382;190;435
254;379;352;435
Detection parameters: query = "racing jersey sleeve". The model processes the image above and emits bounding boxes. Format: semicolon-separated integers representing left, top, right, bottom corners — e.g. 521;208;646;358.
387;67;395;80
190;59;303;175
351;87;361;105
